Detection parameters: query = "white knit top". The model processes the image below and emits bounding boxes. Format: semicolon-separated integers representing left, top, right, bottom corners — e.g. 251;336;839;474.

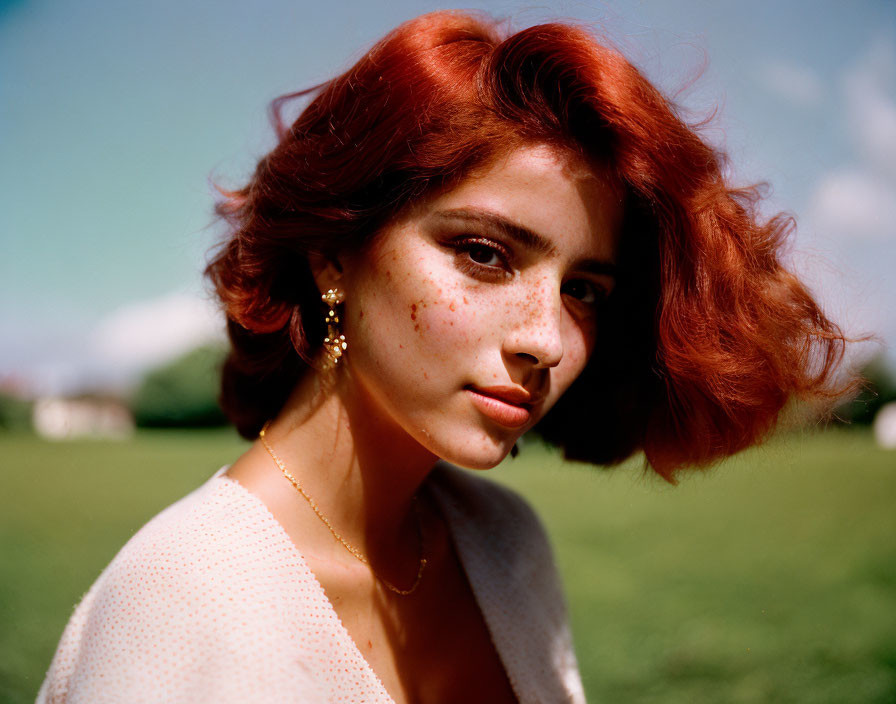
37;464;585;703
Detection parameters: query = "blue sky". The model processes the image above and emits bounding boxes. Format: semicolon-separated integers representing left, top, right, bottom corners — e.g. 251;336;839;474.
2;0;894;394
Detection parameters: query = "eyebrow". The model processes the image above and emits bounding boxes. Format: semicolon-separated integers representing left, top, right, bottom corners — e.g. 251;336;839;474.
432;207;619;279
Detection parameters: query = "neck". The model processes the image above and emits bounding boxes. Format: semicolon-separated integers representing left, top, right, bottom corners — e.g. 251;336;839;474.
263;365;439;571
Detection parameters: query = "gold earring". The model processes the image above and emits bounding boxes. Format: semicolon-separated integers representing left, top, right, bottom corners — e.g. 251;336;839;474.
322;288;347;365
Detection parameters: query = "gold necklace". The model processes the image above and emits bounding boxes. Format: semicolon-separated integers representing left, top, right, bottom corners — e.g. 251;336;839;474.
258;422;427;596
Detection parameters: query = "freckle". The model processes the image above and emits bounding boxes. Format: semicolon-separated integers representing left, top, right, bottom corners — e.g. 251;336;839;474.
414;324;420;332
449;301;456;312
423;372;429;379
386;270;392;279
359;310;364;319
449;321;454;326
463;296;469;304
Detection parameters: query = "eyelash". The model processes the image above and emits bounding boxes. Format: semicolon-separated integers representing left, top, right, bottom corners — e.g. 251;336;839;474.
453;237;512;280
450;235;609;311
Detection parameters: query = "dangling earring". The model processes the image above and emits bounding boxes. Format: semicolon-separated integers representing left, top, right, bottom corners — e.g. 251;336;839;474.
322;288;347;365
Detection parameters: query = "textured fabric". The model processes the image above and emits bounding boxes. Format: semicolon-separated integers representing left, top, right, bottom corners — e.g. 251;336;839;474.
37;464;585;704
429;468;586;704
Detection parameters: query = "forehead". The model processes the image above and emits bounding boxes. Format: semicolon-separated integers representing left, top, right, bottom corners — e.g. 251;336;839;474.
422;143;622;261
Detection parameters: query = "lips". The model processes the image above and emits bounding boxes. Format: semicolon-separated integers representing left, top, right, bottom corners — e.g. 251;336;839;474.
465;385;537;428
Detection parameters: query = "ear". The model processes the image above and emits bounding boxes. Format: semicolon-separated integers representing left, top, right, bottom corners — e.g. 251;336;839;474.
308;253;344;296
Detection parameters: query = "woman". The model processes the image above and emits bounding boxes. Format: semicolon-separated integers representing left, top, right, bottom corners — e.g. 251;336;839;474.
39;11;847;704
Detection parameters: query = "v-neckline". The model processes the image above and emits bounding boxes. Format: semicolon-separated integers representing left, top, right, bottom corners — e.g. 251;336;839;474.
212;468;520;704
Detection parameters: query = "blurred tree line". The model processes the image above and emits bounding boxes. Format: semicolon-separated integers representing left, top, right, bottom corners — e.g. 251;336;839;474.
0;392;32;431
131;344;228;427
833;353;896;425
0;344;228;431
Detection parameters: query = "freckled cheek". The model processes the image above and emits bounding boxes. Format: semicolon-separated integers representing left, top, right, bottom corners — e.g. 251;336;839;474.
354;297;453;366
357;252;480;351
560;320;595;379
401;270;477;339
545;340;592;414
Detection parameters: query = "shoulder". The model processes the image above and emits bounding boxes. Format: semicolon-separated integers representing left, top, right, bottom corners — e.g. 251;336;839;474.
89;474;298;602
74;472;311;627
38;474;323;703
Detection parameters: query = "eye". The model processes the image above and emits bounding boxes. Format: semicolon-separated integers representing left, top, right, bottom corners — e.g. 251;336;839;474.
562;279;605;307
451;237;513;280
467;244;502;267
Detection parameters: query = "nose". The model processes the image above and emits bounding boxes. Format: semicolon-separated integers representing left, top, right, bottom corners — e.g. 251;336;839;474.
502;281;564;369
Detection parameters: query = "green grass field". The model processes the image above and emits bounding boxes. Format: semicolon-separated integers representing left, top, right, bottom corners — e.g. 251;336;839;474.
1;428;894;703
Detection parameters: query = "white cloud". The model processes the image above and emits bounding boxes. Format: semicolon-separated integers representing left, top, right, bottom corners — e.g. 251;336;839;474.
807;168;896;240
90;292;225;375
805;36;896;243
843;36;896;178
756;59;825;107
798;36;896;367
1;292;227;396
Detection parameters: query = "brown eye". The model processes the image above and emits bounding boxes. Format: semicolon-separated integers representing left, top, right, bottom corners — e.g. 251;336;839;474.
562;279;601;305
467;245;501;266
449;236;513;281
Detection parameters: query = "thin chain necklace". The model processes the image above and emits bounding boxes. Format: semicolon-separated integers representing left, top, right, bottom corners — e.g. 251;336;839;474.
258;422;427;596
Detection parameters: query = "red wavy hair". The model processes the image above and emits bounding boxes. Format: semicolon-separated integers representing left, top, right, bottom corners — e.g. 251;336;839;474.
206;11;848;480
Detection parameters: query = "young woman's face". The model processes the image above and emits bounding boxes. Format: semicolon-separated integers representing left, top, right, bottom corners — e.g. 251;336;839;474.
338;143;622;469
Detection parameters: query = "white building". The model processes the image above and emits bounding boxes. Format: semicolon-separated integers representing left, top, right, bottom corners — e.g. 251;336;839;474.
33;396;134;440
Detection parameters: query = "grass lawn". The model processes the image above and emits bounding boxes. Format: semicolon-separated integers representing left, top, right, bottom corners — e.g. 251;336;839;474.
1;427;894;703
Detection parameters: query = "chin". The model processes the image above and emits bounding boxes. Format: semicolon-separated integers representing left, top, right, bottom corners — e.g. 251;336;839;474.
432;434;518;471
